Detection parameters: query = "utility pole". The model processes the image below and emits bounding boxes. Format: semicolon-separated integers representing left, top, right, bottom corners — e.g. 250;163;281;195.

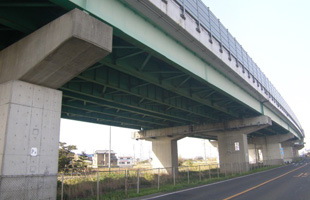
133;144;135;164
204;139;207;160
108;126;111;169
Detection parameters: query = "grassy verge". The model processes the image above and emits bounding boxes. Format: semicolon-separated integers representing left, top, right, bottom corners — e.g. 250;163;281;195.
65;165;280;200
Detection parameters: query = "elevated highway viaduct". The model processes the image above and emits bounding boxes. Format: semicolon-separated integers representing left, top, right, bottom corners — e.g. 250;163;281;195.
0;0;304;198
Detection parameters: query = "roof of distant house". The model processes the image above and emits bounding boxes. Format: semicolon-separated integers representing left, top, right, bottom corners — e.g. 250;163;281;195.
118;156;133;158
77;153;94;157
95;150;116;154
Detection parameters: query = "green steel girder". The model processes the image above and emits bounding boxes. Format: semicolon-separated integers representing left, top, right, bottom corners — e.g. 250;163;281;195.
0;0;70;50
61;89;191;126
61;105;154;129
62;93;184;129
0;2;57;7
103;59;240;119
61;82;200;125
113;46;139;49
110;34;245;117
117;50;145;60
77;65;218;121
0;8;37;33
62;99;168;127
49;0;76;10
139;54;152;71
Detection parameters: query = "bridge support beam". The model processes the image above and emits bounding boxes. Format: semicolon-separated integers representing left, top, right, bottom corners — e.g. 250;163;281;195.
0;8;112;199
135;116;271;174
0;81;62;199
0;8;112;88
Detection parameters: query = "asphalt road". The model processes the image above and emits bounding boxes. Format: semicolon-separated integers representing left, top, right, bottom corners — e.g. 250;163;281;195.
140;158;310;200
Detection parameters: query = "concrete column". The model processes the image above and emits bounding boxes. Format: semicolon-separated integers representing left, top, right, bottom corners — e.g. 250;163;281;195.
218;132;249;173
261;142;283;165
0;7;112;199
0;80;62;199
152;138;178;174
293;147;300;159
250;134;293;165
248;144;257;164
135;116;272;174
282;146;294;163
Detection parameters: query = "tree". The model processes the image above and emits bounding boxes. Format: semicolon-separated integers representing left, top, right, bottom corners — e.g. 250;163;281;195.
79;151;89;169
58;142;77;172
73;151;89;172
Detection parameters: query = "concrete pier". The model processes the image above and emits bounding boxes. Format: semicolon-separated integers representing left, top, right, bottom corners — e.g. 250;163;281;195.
151;137;180;174
0;81;62;199
135;116;272;174
0;8;112;199
218;131;250;173
249;134;294;165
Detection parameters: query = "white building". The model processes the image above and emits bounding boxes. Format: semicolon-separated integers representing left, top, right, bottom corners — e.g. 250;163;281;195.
118;156;134;167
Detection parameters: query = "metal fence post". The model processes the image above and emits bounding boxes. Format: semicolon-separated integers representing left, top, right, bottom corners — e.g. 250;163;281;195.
199;165;201;182
61;173;64;200
225;163;227;177
187;166;190;184
173;167;176;186
158;168;160;191
137;169;140;194
125;170;128;196
97;170;99;200
208;165;211;179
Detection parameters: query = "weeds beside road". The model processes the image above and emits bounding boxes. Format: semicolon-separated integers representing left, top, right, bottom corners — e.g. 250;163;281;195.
57;162;285;200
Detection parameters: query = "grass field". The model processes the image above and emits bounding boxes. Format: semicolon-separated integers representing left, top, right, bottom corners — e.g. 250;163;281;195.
57;163;279;200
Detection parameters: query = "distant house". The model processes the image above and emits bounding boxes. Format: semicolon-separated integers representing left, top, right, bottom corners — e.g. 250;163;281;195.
92;150;118;168
118;156;134;167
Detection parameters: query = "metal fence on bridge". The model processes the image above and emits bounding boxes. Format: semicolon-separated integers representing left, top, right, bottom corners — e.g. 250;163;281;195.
173;0;301;132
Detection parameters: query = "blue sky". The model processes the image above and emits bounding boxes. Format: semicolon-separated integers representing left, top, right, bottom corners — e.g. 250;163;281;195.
60;0;310;158
203;0;310;146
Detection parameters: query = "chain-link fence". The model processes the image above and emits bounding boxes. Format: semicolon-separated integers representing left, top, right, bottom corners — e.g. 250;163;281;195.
56;160;286;199
0;174;57;200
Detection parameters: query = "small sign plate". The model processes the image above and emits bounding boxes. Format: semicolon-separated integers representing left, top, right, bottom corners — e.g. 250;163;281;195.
30;147;38;156
234;142;240;151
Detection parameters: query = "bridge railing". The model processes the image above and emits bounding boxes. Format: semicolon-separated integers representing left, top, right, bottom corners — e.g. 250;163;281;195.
173;0;302;133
